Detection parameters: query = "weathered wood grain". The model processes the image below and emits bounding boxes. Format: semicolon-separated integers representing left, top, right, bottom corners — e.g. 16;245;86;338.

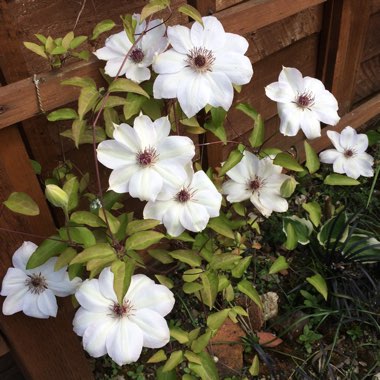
354;55;380;104
361;11;380;62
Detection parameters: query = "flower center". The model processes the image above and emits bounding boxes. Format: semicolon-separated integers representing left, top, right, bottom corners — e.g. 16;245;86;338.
130;48;144;63
344;148;355;158
136;147;158;167
248;177;263;192
295;91;315;109
186;47;215;73
25;273;47;294
175;188;192;203
110;301;134;319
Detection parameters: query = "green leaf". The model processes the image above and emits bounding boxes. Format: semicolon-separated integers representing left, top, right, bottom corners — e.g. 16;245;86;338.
54;247;77;271
34;34;47;44
219;147;244;176
140;0;170;22
78;87;99;120
317;213;348;246
306;273;328;301
120;14;137;44
63;176;79;212
183;282;203;294
231;256;252;278
188;352;219;380
61;77;96;88
302;201;322;227
99;208;120;234
269;256;289;274
62;31;74;50
148;249;174;264
30;159;41;175
71;119;87;148
200;270;218;309
70;243;116;265
91;19;115;40
45;36;55;53
236;103;264;148
23;42;47;58
204;107;227;143
208;217;234;239
182;268;202;283
126;219;161;235
207;309;230;331
111;259;135;304
170;327;189;344
169;250;202;267
191;330;212;353
125;231;165;250
27;237;68;269
304;141;320;173
59;227;96;248
284;222;297;250
71;50;90;61
280;177;298;198
47;108;78;121
184;351;202;364
123;93;146;120
162;350;183;372
178;4;203;25
282;216;313;249
155;274;174;289
103;107;119;138
108;78;149;98
3;192;39;216
156;366;177;380
237;279;262;309
249;355;260;376
69;35;87;49
95;96;127;111
51;46;67;55
70;211;107;227
324;174;360;186
273;153;304;172
147;349;167;363
210;253;241;270
45;184;69;209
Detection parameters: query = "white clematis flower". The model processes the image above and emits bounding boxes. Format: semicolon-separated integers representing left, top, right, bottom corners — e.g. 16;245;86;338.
144;169;222;237
153;16;253;118
94;14;168;83
319;126;374;179
73;268;175;366
265;67;340;139
1;241;81;319
97;114;195;201
222;151;290;217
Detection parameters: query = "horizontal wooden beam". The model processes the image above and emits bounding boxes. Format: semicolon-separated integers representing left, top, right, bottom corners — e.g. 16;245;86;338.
0;0;326;130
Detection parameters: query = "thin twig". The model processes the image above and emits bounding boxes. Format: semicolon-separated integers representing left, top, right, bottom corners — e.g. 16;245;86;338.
73;0;87;30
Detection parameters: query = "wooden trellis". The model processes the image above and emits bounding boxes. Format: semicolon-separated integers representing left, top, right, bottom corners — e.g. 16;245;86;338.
0;0;379;378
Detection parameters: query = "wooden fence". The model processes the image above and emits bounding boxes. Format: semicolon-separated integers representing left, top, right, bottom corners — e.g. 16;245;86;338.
0;0;379;378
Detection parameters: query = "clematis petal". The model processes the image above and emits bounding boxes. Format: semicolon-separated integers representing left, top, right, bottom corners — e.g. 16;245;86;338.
319;149;342;164
124;64;151;84
75;279;110;313
278;67;304;93
143;200;172;223
97;140;136;170
1;268;28;296
133;114;156;146
259;191;288;213
326;130;343;151
2;287;28;315
104;57;128;77
108;164;140;194
153;49;187;74
205;71;234;112
339;126;358;149
278;103;302;137
352;134;369;153
129;309;170;348
250;192;272;217
126;274;155;301
213;52;253;85
343;159;362;179
153;117;171;142
167;25;193;54
177;69;210;118
106;318;144;365
303;76;326;94
180;202;210;232
157;135;195;162
265;82;295;103
162;204;185;237
22;292;49;318
73;308;107;337
37;289;58;317
191;16;226;51
113;123;141;152
300;110;322;139
101;31;131;56
224;33;249;54
353;157;374;177
128;283;174;316
82;317;116;358
332;156;346;174
46;272;81;297
223;180;251;203
12;241;37;270
98;267;117;303
128;168;163;201
153;72;183;99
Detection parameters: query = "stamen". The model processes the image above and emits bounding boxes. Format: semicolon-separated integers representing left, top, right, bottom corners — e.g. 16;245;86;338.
344;148;356;158
186;47;215;73
175;187;196;203
248;177;263;192
136;147;159;167
294;91;315;109
129;48;144;64
110;300;134;318
25;273;47;294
